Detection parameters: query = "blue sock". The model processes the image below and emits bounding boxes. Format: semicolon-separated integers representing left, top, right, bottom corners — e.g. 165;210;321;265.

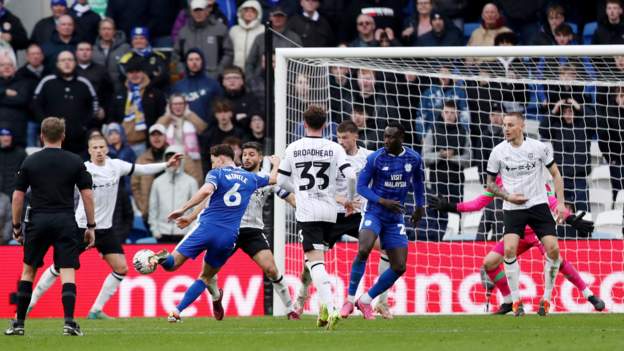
162;255;175;270
368;269;401;299
348;257;367;296
176;279;207;312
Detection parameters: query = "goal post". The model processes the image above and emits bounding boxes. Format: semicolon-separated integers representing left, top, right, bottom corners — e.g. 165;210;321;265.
273;45;624;316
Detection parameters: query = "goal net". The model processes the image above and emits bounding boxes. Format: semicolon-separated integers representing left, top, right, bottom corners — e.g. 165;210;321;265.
273;46;624;316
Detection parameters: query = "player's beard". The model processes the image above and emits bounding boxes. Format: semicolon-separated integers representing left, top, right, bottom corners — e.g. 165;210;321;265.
242;161;257;172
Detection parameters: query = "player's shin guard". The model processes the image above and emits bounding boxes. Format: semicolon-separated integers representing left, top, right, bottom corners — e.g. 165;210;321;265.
16;281;33;324
361;268;401;304
177;279;207;313
29;265;59;310
347;257;367;303
91;272;125;312
503;257;520;302
486;266;512;302
377;255;390;304
543;256;560;302
271;275;293;310
61;283;77;323
307;261;334;311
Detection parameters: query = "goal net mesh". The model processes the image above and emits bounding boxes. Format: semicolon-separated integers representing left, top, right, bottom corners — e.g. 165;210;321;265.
278;50;624;315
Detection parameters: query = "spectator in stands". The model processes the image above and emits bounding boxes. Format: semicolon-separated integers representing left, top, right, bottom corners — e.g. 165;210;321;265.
221;65;263;131
495;0;541;44
105;122;136;192
0;1;28;55
317;0;347;36
147;0;184;47
244;114;266;145
229;1;264;70
16;44;47;84
33;51;98;154
149;144;198;243
216;0;238;27
420;66;469;132
155;93;205;185
0;55;32;148
600;86;624;201
0;191;10;244
350;104;380;150
92;18;130;92
132;124;168;219
171;0;229;42
41;15;80;72
288;0;335;47
106;0;150;40
531;3;566;46
246;6;302;78
402;0;433;44
69;0;101;44
349;14;379;47
415;11;463;47
351;68;400;129
119;27;169;90
328;65;353;123
175;0;233;79
199;98;247;171
467;3;512;47
31;0;68;45
553;23;578;46
540;99;593;212
472;102;504;183
0;127;26;197
432;0;468;29
171;49;223;123
245;52;270;98
592;0;624;45
76;41;112;125
108;55;167;156
223;136;243;165
546;62;587;110
342;0;404;45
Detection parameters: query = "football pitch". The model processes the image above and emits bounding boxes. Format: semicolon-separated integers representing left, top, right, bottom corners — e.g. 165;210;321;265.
2;314;623;351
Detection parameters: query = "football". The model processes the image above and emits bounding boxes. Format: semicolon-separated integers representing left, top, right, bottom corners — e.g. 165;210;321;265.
133;249;156;274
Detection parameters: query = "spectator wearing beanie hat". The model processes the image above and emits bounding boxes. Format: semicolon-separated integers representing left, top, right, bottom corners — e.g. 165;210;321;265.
118;27;169;91
415;11;463;47
69;0;101;44
31;0;68;46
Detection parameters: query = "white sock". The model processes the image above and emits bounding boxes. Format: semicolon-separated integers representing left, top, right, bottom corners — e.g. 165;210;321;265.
91;272;125;312
503;257;520;302
359;292;372;304
543;256;560;302
307;261;334;311
271;275;293;310
503;295;512;304
297;263;312;302
29;266;59;309
347;295;355;303
377;254;390;305
206;275;220;301
582;287;593;299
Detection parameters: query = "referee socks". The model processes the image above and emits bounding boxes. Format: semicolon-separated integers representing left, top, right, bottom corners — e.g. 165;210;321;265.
16;280;33;324
62;283;77;323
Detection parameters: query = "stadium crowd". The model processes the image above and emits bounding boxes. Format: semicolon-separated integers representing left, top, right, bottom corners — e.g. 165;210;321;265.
0;0;623;244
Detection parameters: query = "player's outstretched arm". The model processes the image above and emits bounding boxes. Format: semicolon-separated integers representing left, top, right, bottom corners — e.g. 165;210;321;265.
176;198;209;229
168;183;215;221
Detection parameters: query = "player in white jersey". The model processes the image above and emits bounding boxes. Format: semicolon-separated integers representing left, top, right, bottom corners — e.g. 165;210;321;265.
486;112;566;317
293;120;394;319
171;142;300;321
277;106;357;330
27;135;182;319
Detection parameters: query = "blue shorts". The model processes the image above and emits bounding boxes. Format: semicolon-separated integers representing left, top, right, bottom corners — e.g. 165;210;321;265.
175;221;237;268
359;212;408;250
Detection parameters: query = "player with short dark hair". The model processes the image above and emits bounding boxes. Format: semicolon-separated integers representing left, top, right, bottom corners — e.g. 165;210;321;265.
6;117;94;336
341;121;425;320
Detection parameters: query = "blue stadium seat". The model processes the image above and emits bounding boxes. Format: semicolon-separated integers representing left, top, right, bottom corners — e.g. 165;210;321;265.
583;22;597;44
463;22;480;43
135;237;158;244
567;22;578;34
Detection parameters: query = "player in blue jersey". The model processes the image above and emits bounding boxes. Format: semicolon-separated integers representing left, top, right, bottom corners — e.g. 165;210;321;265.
340;122;426;320
146;144;279;321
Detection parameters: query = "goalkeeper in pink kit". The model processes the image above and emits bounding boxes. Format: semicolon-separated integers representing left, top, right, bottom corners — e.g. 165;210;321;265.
431;175;605;315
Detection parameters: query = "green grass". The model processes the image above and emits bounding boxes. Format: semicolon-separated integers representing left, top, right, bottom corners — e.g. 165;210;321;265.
2;315;623;351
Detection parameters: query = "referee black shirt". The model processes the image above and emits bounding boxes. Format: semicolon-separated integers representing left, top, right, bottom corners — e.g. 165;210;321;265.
15;148;92;210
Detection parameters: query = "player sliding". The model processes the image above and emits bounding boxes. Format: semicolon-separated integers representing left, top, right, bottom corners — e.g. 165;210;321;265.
485;111;566;317
27;134;182;319
169;142;300;321
145;144;279;320
341;122;425;320
431;176;605;315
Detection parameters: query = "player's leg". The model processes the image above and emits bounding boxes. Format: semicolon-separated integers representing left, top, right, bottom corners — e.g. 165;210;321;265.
502;209;526;316
340;228;376;318
55;221;84;336
557;257;605;311
538;234;560;316
251;249;298;319
374;242;394;319
88;253;128;319
169;260;222;322
293;260;311;315
482;245;513;314
28;264;60;312
6;264;38;336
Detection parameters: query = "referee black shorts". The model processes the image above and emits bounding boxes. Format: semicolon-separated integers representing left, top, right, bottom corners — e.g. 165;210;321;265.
79;228;124;256
297;221;336;252
327;213;362;249
503;203;557;239
234;227;272;258
23;211;81;269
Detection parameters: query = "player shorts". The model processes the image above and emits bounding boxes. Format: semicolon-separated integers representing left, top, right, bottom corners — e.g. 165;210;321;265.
327;213;362;249
79;228;124;256
359;212;408;250
297;221;336;252
23;211;81;269
503;203;556;239
175;222;236;268
234;227;271;258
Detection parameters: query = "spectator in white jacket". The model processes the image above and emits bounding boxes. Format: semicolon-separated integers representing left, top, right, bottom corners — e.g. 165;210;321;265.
148;144;198;243
229;0;264;71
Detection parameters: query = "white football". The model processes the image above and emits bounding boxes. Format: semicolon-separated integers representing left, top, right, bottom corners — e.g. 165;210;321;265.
133;249;156;274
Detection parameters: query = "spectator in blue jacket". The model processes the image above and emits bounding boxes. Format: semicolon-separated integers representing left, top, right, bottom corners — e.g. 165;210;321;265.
171;48;223;123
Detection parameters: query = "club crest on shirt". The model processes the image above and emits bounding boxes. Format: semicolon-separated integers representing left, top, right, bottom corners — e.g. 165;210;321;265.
405;163;412;172
382;166;389;171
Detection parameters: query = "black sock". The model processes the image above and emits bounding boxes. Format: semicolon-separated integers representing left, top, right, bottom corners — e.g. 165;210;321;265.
16;280;33;324
62;283;77;323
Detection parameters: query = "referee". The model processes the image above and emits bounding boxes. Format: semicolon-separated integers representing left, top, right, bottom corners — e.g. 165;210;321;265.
5;117;95;336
